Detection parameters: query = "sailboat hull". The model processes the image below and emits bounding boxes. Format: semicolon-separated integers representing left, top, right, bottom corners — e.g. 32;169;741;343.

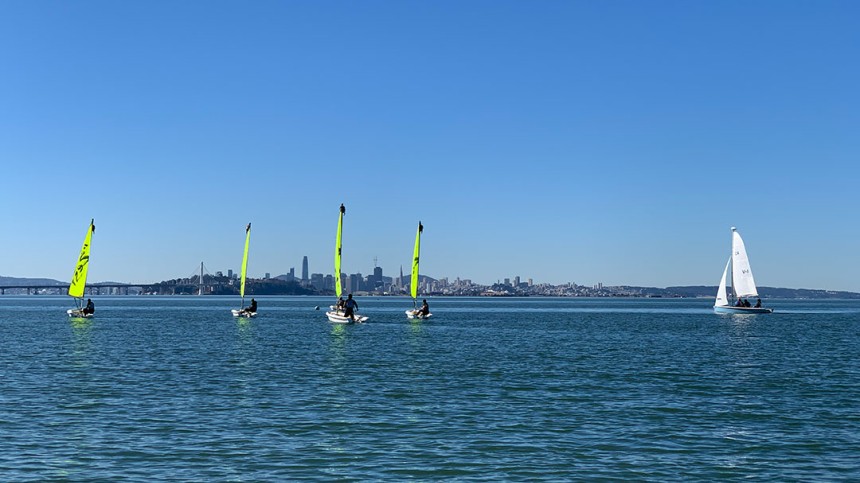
714;306;773;314
406;310;432;320
231;309;257;318
67;309;94;318
326;310;368;324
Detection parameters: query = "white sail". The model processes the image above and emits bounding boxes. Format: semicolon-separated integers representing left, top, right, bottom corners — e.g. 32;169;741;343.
714;257;731;307
730;227;758;297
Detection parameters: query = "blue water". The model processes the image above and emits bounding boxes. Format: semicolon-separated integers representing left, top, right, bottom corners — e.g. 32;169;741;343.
1;296;858;480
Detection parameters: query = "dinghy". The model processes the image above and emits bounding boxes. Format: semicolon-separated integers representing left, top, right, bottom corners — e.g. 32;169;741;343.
714;227;773;314
67;219;96;318
231;223;257;317
326;205;368;324
405;221;432;319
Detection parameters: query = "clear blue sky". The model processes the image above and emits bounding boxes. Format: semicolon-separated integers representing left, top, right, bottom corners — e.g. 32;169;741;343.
1;1;858;291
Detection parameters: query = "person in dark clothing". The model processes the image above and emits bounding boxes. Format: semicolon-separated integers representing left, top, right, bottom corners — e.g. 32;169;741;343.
248;298;257;313
343;294;358;322
417;299;430;317
743;299;751;307
735;298;743;307
84;298;95;315
755;298;762;308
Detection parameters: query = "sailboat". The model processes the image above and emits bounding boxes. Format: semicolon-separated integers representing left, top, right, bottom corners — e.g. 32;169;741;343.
713;227;773;314
406;222;431;319
231;223;256;317
67;219;95;318
326;204;368;323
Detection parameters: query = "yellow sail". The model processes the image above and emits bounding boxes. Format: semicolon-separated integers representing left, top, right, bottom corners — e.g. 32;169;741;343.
411;221;423;300
334;204;344;298
68;219;95;299
239;223;251;299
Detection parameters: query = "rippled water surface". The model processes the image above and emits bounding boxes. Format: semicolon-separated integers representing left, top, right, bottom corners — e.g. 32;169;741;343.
1;296;858;480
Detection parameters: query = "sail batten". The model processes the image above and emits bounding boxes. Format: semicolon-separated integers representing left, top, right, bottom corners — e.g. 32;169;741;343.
68;219;95;299
411;222;423;300
239;223;251;300
730;228;759;297
334;204;344;298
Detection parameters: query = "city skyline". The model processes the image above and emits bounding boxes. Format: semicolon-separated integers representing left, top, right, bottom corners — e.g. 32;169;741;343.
2;2;858;291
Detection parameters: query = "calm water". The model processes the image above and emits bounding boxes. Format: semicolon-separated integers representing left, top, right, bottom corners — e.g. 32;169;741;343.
1;296;858;480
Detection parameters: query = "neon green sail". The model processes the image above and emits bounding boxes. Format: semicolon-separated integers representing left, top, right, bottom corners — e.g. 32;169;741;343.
239;223;251;300
411;221;423;300
68;219;95;299
334;204;345;298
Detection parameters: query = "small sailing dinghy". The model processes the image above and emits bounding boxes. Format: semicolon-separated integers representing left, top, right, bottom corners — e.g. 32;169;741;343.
406;222;431;319
67;219;95;318
231;223;257;317
326;204;368;324
714;227;773;314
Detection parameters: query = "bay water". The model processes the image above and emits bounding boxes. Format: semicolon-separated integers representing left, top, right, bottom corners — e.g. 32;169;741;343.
1;296;858;480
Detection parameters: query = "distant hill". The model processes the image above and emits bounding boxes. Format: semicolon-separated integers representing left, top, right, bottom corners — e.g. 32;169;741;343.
0;276;65;286
666;286;860;299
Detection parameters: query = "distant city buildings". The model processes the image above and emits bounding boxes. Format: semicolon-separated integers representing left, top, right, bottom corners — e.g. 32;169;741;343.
301;256;309;283
199;253;652;298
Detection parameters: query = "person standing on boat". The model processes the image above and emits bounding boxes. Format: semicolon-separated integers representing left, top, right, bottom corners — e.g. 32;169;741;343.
84;298;95;315
343;294;358;322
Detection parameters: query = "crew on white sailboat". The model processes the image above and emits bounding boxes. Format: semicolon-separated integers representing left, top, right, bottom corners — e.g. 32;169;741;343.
83;298;95;315
237;298;257;316
416;299;430;317
343;294;359;322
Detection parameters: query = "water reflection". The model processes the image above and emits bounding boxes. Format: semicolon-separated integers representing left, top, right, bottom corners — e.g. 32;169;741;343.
329;323;347;367
69;318;93;368
236;315;254;340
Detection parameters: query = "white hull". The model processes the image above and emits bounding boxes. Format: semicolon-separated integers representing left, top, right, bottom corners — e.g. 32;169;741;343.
406;310;432;320
67;309;94;318
714;305;773;314
326;310;368;324
231;309;257;318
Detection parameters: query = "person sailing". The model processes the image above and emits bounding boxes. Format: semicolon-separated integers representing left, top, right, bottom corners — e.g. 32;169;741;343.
417;299;430;317
343;294;359;322
83;298;95;315
754;298;762;308
247;298;257;314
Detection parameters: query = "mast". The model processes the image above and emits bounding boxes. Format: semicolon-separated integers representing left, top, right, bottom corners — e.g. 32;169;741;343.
334;204;344;298
411;221;423;304
239;223;251;308
68;219;95;303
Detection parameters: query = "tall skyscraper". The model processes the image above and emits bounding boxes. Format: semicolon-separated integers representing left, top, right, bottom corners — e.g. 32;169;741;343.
301;256;309;282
